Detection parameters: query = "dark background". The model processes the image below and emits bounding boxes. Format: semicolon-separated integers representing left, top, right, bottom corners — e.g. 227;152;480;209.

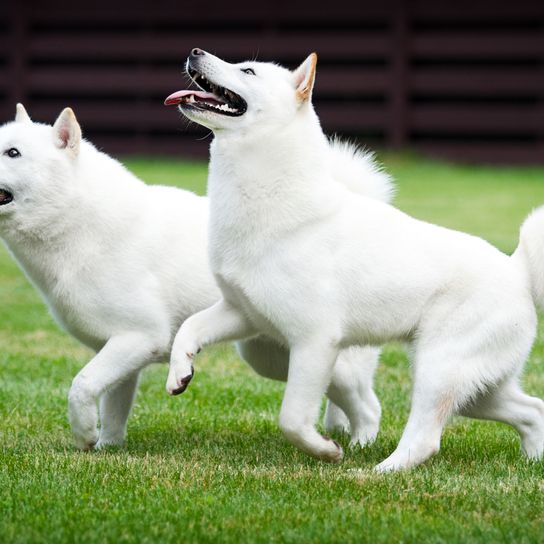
1;0;543;163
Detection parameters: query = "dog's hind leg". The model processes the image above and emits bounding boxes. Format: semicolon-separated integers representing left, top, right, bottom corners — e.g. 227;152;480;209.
374;374;456;472
96;371;141;449
323;401;350;434
68;333;161;450
460;379;544;459
374;341;480;472
325;346;381;448
236;336;290;382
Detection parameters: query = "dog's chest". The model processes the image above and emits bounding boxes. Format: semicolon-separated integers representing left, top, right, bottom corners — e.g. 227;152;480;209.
211;236;271;321
216;269;286;342
210;230;325;344
42;266;107;349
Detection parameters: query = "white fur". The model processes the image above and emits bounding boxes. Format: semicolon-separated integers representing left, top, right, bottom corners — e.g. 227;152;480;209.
169;51;544;470
515;207;544;309
328;138;394;203
0;105;386;450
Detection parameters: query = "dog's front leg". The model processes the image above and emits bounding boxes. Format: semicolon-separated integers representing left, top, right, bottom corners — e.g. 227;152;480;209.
279;339;343;462
68;333;158;450
167;299;256;395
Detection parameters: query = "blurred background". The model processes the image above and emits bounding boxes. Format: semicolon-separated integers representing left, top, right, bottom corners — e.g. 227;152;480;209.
1;0;543;163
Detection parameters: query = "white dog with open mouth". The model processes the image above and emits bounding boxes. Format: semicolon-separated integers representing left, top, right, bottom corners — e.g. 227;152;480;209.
0;105;389;450
165;48;544;471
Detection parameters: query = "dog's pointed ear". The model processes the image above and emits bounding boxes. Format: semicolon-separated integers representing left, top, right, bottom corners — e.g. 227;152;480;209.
53;107;81;155
293;52;318;103
15;103;32;123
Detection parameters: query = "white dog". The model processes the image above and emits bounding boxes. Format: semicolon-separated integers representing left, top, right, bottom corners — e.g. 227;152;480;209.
166;49;544;471
0;105;388;450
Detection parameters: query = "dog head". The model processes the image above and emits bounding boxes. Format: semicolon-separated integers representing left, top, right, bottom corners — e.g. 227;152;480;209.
0;104;82;227
165;49;318;133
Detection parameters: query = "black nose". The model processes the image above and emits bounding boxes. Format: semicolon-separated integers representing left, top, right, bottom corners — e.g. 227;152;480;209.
191;48;205;57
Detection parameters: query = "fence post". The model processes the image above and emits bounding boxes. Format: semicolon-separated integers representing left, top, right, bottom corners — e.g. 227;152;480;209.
389;0;409;149
540;23;544;159
9;1;27;109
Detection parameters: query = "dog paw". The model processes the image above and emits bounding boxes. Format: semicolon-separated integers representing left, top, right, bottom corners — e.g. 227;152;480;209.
324;410;350;435
95;436;125;450
73;432;99;451
167;365;194;396
320;438;344;463
94;432;125;450
521;440;544;460
374;451;416;473
349;435;376;450
349;428;378;449
166;361;195;396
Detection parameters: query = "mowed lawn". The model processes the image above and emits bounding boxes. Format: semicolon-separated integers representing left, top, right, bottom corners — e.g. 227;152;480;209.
1;153;544;543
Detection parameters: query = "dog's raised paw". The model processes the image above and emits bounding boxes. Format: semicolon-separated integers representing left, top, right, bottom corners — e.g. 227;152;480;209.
168;366;194;396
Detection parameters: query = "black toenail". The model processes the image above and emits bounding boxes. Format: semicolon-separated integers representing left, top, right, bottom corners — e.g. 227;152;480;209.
171;370;194;395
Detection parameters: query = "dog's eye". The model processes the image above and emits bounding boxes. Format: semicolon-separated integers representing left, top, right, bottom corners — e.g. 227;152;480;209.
240;68;256;76
4;148;21;158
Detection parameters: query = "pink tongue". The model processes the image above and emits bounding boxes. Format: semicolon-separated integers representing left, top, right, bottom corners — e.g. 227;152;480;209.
164;89;219;106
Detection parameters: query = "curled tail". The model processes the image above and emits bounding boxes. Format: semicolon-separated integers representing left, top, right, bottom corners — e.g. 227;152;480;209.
328;138;395;204
514;206;544;309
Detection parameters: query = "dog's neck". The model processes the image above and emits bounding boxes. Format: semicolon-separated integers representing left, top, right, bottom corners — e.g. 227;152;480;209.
206;108;343;257
210;110;338;209
211;107;327;176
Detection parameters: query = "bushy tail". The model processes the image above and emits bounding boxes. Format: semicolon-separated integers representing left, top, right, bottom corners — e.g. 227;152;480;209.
328;138;395;203
514;206;544;309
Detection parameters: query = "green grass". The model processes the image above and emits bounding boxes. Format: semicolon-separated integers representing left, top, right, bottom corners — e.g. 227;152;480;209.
1;153;544;543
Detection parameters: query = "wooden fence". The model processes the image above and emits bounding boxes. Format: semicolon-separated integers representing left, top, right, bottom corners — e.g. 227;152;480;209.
1;0;543;163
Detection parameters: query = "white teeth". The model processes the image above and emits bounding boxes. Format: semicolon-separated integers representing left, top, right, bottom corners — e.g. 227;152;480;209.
192;71;241;113
206;102;237;113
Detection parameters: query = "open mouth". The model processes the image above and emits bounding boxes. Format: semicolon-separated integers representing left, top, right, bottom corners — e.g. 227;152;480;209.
164;65;247;117
0;189;13;206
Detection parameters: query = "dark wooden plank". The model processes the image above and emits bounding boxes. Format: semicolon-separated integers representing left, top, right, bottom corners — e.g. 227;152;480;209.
27;66;390;96
0;36;10;60
413;32;541;59
27;0;394;24
414;142;543;165
28;32;391;61
411;68;544;96
28;100;389;134
318;104;389;132
92;134;210;159
317;68;390;95
28;102;189;130
0;72;9;91
0;101;14;123
411;105;539;133
8;2;27;108
412;0;544;20
389;0;409;148
28;68;185;95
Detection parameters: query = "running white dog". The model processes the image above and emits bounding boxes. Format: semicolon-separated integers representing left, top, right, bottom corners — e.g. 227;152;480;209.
166;49;544;471
0;105;387;450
